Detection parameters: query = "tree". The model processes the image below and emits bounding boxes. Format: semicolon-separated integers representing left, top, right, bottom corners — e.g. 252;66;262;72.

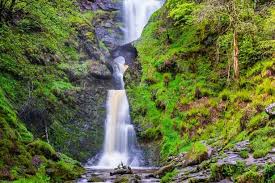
199;0;255;80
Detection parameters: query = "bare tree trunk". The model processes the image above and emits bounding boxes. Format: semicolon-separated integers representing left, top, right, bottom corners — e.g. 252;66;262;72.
45;124;50;144
233;30;239;79
227;61;231;81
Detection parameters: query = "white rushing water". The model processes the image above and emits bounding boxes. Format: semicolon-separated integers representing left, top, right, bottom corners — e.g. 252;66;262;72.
97;57;141;168
124;0;163;43
95;0;163;169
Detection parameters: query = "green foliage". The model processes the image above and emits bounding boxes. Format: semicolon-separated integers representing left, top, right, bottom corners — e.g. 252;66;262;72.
239;150;249;159
249;127;275;158
168;2;196;25
264;164;275;183
0;0;93;181
127;0;275;163
236;170;264;183
28;140;56;159
161;169;178;183
13;166;50;183
210;161;246;181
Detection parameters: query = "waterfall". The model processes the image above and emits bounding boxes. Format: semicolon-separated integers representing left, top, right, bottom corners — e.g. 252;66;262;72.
124;0;163;43
94;0;162;169
97;57;141;168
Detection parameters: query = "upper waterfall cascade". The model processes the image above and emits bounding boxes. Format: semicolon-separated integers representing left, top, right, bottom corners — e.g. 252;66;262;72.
124;0;163;43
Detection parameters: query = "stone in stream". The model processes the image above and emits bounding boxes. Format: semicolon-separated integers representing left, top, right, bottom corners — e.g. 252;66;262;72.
88;176;104;182
110;163;133;176
114;174;141;183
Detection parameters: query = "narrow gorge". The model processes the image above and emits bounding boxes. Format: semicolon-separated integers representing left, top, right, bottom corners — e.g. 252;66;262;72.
0;0;274;183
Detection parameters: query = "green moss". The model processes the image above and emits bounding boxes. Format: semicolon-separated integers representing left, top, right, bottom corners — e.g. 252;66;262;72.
161;169;178;183
13;166;50;183
236;170;264;183
28;140;57;159
0;0;94;180
187;142;207;160
250;127;275;158
264;164;275;183
210;161;246;181
239;150;249;159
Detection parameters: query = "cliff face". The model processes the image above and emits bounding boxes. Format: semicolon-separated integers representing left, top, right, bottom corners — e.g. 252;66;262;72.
49;0;125;163
0;0;124;181
126;0;275;181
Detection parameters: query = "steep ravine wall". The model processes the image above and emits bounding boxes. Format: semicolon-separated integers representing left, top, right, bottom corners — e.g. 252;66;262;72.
126;0;275;182
48;0;125;162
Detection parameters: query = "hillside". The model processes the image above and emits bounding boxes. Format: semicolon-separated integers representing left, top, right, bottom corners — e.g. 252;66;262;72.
126;0;275;182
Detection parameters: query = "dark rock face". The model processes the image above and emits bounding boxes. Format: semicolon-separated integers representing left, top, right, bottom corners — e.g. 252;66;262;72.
55;77;113;162
93;9;124;51
79;0;121;11
111;43;138;66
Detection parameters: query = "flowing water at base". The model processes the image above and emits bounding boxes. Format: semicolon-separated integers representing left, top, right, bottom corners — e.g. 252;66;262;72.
77;167;160;183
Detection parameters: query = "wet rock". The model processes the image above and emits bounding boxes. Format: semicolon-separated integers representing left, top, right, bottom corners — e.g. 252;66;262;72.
110;163;133;176
88;60;112;79
79;0;121;11
114;174;141;183
110;168;133;176
153;163;174;178
170;140;275;183
88;176;104;182
111;43;138;67
233;140;250;152
265;103;275;118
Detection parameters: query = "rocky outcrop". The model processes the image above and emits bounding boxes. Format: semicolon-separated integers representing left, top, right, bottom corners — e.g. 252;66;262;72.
79;0;121;11
265;103;275;118
157;140;275;183
110;163;133;176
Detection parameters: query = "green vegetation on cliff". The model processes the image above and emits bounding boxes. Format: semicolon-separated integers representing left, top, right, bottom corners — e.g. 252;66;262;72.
0;0;94;181
127;0;274;166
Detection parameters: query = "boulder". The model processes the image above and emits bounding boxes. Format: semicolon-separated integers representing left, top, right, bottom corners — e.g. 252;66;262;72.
110;163;133;176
